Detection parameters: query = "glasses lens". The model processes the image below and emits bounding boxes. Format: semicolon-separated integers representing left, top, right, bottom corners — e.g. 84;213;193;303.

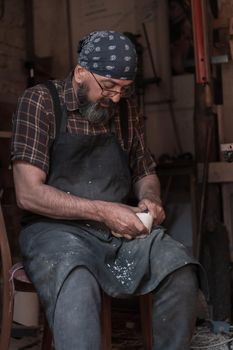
121;85;134;98
101;85;135;98
102;90;116;98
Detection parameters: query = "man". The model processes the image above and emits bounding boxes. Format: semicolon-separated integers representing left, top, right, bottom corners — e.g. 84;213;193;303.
12;31;201;350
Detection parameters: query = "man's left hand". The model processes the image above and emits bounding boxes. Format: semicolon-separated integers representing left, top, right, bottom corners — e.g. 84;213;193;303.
137;197;165;225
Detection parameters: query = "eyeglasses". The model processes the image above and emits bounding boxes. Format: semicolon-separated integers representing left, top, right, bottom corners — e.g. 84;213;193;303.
89;71;134;98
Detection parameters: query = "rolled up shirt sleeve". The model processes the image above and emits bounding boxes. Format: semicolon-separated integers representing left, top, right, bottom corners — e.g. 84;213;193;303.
11;87;52;174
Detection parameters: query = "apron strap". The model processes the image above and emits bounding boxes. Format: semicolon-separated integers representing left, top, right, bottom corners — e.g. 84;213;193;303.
44;80;129;149
44;80;67;136
119;98;129;150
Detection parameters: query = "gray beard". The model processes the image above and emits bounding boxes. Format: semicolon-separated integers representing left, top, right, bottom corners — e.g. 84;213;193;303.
77;84;117;124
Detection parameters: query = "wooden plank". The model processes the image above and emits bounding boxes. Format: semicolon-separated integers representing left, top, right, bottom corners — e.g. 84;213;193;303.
229;17;233;60
222;184;233;261
213;18;228;29
198;162;233;183
0;131;12;139
229;17;233;35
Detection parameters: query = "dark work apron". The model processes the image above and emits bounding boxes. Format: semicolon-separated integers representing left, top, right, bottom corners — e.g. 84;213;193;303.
20;82;203;328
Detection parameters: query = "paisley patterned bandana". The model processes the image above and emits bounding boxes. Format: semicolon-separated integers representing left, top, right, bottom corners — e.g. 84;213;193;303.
77;31;137;80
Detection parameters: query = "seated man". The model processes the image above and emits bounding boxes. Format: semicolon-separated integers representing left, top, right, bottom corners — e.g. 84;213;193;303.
12;30;203;350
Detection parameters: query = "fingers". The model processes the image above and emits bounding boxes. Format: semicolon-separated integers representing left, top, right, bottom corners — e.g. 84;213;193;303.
138;198;166;225
111;231;134;240
138;202;147;211
128;205;141;213
105;203;148;238
155;207;166;224
109;199;166;240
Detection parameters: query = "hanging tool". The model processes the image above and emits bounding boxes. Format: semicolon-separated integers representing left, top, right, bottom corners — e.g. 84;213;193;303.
196;118;213;259
191;0;209;84
229;17;233;60
191;0;213;107
191;0;213;259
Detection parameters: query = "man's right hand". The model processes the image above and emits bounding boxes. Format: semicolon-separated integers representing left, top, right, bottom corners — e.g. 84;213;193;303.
99;203;149;240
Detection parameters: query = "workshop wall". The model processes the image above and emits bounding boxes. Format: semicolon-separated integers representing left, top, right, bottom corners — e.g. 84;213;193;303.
33;0;70;78
2;0;233;158
0;0;26;103
218;0;233;143
0;0;194;160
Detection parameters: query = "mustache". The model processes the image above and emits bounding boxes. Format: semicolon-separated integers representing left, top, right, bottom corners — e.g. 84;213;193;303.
97;97;115;109
77;83;117;124
78;85;114;108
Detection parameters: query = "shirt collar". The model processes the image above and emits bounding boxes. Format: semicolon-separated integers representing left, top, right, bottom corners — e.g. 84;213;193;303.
64;71;79;111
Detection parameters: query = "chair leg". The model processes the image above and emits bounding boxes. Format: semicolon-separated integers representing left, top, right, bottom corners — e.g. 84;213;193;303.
0;279;14;350
101;292;112;350
139;294;153;350
41;315;53;350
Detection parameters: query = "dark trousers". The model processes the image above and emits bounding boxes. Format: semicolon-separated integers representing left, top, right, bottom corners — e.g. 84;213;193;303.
53;265;198;350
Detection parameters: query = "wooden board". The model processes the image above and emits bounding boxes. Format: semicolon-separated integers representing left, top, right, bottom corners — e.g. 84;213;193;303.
198;162;233;183
0;131;12;139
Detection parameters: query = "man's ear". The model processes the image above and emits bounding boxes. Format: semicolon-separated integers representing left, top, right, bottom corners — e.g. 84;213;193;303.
74;65;86;84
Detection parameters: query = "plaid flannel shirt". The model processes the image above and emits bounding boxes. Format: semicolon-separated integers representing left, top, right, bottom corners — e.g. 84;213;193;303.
11;73;156;184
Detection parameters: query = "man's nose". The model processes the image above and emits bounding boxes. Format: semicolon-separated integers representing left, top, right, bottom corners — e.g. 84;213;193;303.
110;93;121;103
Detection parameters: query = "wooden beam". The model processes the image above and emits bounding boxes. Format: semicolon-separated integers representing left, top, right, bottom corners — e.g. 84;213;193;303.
213;18;228;29
198;162;233;183
229;17;233;60
0;131;12;139
222;183;233;261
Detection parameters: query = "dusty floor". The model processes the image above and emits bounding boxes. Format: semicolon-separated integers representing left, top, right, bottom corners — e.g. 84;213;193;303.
9;308;145;350
9;324;233;350
8;309;233;350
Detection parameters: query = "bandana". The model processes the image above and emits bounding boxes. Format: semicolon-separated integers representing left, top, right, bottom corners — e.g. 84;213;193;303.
77;31;137;80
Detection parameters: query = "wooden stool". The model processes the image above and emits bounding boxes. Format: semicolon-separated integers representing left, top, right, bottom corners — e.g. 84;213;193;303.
102;292;153;350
